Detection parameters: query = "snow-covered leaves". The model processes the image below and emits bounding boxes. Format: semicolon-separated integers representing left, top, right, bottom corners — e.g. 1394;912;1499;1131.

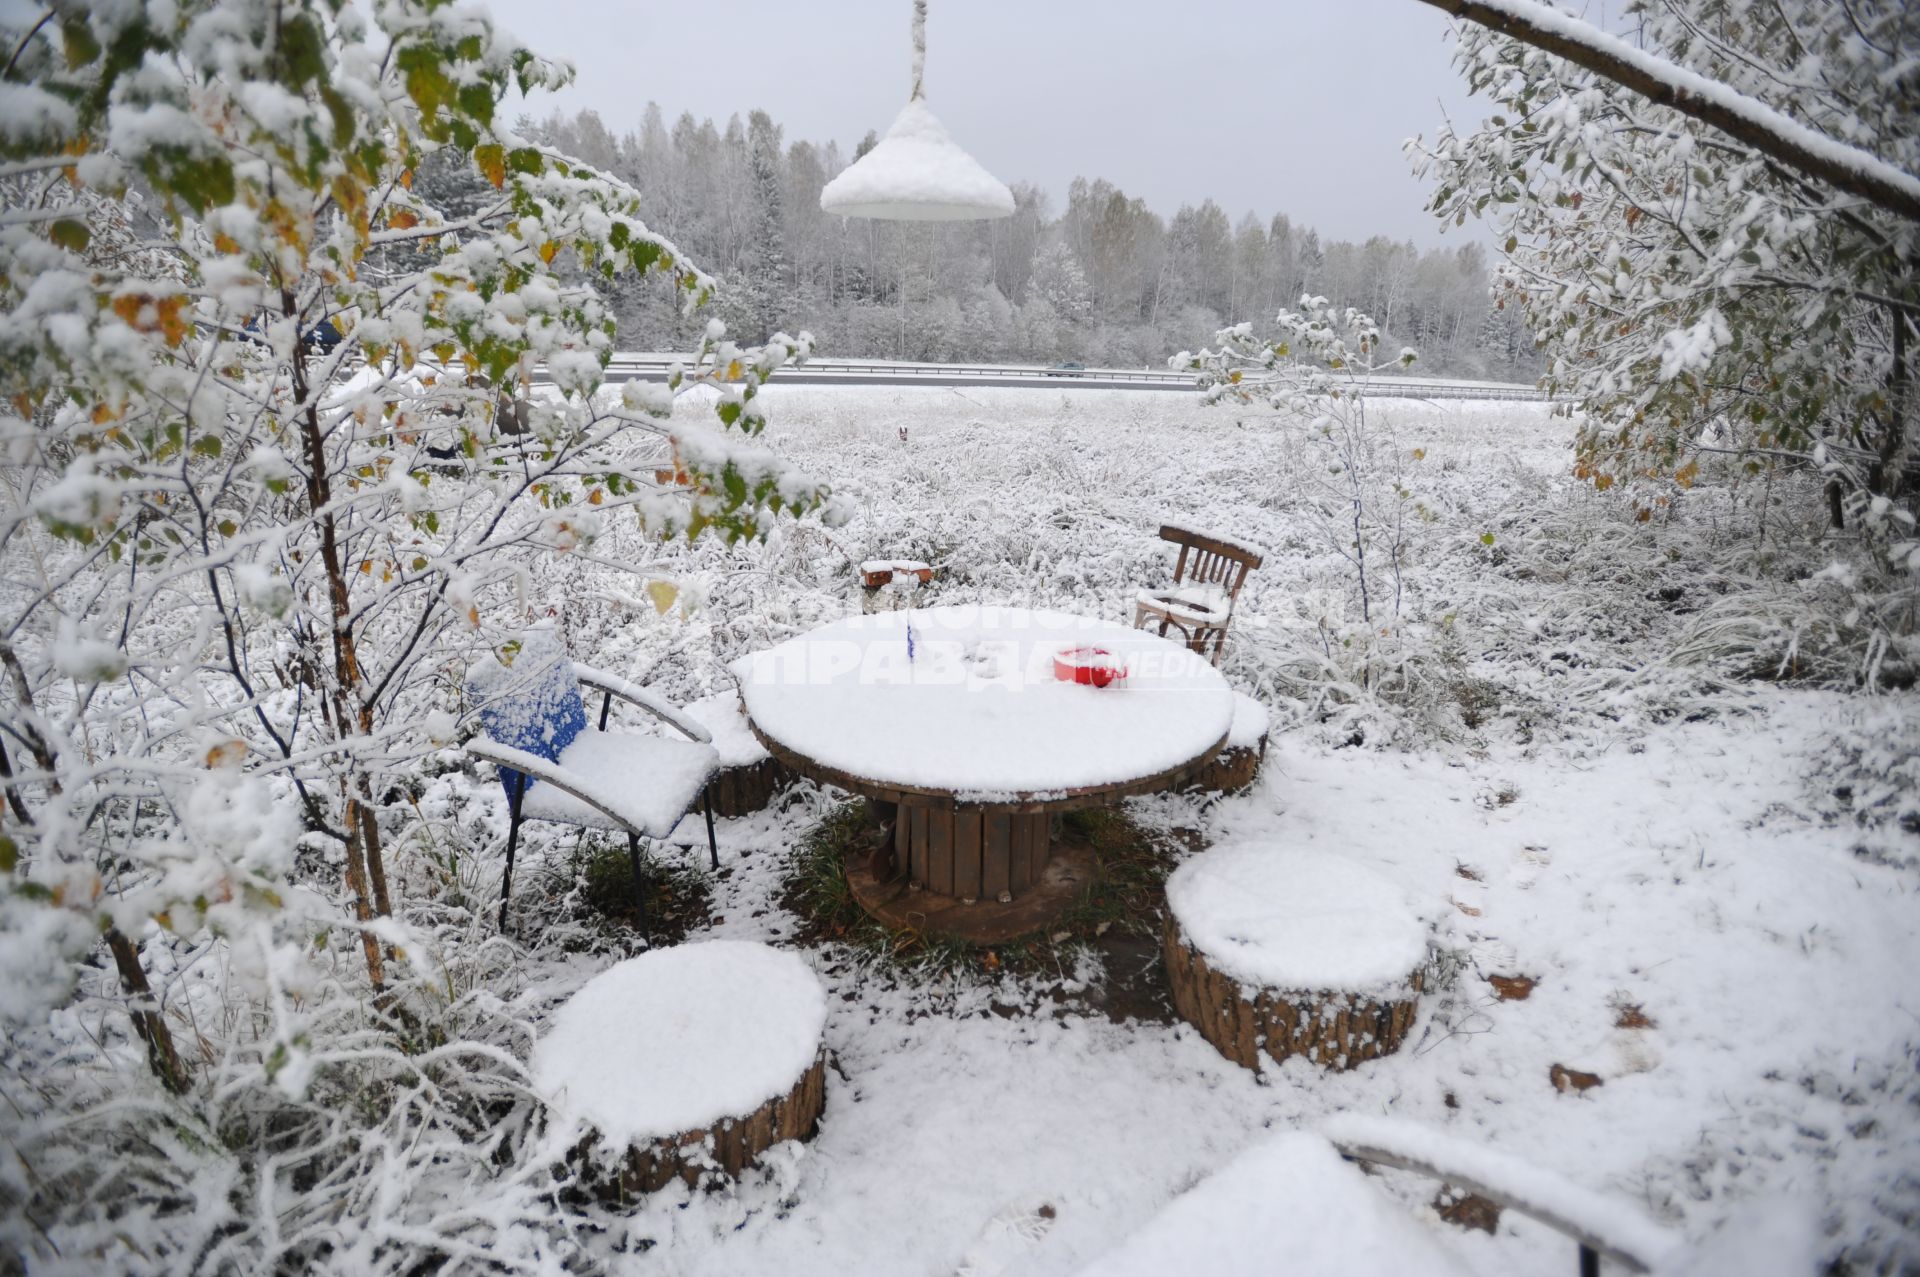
1411;0;1916;497
0;2;824;1265
1411;0;1918;686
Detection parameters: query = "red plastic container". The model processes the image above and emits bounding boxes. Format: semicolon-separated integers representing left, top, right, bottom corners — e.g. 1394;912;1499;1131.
1054;646;1127;688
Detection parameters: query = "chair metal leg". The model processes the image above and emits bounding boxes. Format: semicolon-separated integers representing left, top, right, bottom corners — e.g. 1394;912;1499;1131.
499;773;528;930
702;793;719;871
499;808;523;930
627;832;649;938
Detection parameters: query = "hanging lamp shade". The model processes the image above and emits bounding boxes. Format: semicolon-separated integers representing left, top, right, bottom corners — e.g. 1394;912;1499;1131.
820;1;1013;222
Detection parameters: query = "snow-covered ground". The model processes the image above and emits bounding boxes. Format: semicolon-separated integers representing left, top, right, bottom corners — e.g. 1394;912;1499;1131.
453;388;1919;1275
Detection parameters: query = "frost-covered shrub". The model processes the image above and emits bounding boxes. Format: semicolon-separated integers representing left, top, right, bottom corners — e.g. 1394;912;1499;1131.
0;0;827;1269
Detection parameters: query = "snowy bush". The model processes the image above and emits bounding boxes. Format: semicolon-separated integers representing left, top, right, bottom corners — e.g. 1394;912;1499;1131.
0;0;826;1268
1410;0;1919;686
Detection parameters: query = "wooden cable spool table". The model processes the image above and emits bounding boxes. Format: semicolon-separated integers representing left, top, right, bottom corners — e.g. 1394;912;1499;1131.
734;605;1235;943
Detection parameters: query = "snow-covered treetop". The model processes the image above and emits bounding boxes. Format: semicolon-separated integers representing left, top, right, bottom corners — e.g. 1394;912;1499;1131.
0;0;831;1026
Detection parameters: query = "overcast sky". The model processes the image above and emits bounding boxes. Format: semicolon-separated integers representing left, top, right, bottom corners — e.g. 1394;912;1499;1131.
486;0;1487;247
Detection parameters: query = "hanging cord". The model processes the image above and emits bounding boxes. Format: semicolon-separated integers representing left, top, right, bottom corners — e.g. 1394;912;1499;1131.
911;0;927;100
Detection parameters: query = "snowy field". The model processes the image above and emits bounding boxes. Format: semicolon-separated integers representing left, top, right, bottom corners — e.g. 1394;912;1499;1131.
428;387;1917;1275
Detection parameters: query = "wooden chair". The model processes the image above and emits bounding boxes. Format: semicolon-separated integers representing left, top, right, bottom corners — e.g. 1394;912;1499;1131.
466;630;721;932
1132;524;1263;665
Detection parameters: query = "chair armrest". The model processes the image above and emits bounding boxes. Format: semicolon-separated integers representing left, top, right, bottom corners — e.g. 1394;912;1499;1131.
1322;1116;1672;1273
573;663;713;744
466;738;641;834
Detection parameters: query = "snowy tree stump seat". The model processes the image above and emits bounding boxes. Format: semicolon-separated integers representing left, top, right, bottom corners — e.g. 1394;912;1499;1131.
1183;692;1269;794
684;691;792;818
858;559;933;613
1163;847;1428;1072
533;941;829;1196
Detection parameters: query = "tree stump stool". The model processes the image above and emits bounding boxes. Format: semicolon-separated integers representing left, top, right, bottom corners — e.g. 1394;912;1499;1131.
533;940;828;1196
1184;691;1268;794
685;692;791;818
1164;846;1427;1072
858;559;932;613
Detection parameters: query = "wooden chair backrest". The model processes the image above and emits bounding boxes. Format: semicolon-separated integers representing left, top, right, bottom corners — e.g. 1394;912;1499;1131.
1160;524;1262;603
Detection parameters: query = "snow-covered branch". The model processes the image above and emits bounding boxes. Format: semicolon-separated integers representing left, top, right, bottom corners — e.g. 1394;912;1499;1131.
1414;0;1920;221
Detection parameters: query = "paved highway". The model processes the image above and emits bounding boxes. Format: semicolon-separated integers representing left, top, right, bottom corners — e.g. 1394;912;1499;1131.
545;357;1553;402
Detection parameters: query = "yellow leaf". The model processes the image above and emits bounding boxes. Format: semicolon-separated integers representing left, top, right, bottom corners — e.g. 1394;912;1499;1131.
539;241;558;264
1411;448;1426;461
645;580;678;614
205;739;248;769
389;209;420;231
476;144;506;190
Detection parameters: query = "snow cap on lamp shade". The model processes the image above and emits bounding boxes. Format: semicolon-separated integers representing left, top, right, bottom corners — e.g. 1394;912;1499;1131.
820;97;1015;221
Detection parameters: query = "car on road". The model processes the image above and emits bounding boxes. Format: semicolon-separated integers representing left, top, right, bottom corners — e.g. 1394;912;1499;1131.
1044;361;1085;376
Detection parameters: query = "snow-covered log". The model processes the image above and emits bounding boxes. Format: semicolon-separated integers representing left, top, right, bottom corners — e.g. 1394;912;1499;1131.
534;942;829;1195
1182;692;1269;795
1164;847;1428;1071
684;692;793;818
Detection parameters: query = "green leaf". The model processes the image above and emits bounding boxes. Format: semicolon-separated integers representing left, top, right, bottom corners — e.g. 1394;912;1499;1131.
1480;532;1496;546
192;435;223;458
49;220;91;253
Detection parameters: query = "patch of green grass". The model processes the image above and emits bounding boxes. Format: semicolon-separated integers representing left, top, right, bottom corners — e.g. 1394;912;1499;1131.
781;803;975;972
529;833;713;947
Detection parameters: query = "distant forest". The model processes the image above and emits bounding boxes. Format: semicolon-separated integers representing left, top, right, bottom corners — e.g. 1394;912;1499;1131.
497;105;1542;379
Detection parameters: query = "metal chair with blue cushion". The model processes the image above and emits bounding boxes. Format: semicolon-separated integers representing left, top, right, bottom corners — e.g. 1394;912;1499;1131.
466;630;722;931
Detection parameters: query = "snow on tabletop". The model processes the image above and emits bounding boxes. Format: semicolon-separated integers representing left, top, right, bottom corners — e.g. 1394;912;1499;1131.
1165;844;1429;993
1226;691;1268;750
683;691;770;769
1070;1131;1469;1277
819;98;1015;221
731;605;1234;798
1320;1115;1678;1268
532;941;827;1145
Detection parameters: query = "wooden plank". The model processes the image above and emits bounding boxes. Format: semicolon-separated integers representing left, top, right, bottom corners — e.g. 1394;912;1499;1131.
1023;813;1052;878
952;807;981;901
894;800;910;877
909;804;929;888
928;806;953;897
961;811;995;901
1008;814;1031;894
986;813;1015;899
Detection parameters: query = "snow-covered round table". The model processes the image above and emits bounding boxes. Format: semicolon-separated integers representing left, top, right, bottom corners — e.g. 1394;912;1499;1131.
734;606;1235;940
